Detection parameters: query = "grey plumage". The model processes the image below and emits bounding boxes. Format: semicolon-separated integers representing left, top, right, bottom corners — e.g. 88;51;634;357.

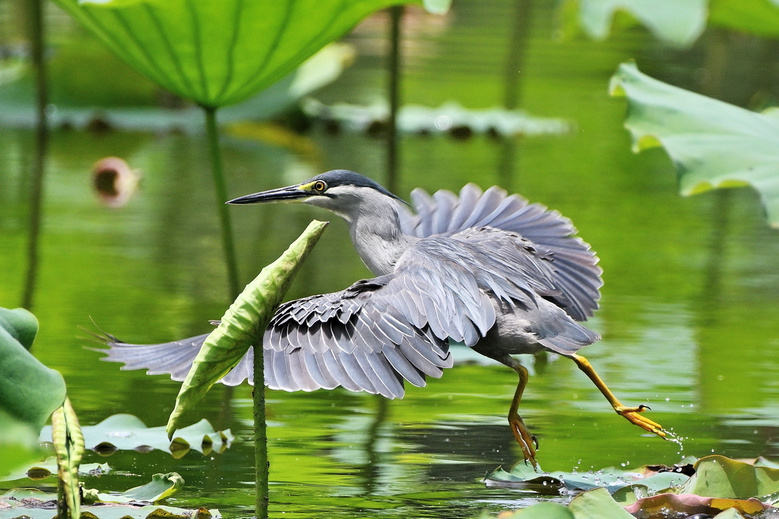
98;171;602;398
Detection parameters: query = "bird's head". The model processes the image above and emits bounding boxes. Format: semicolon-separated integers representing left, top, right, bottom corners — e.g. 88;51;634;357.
227;170;406;222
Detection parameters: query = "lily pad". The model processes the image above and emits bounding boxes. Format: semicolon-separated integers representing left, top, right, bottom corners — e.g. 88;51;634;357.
1;461;110;482
678;455;779;501
40;414;232;458
89;472;185;504
484;462;689;495
610;61;779;228
0;488;215;519
302;99;571;138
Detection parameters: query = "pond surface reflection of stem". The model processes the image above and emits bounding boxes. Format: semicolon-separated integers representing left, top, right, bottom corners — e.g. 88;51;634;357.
22;0;48;310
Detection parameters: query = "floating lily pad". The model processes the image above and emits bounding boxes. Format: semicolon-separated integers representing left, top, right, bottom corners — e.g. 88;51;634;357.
0;488;215;519
40;414;232;458
610;61;779;228
1;460;110;482
484;462;689;495
301;99;571;138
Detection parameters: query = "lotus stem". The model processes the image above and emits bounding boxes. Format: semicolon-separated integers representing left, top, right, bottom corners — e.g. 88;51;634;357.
203;106;241;299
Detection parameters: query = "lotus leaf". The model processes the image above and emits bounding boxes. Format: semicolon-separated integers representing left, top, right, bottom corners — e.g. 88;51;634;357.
166;220;328;436
52;0;424;108
610;61;779;228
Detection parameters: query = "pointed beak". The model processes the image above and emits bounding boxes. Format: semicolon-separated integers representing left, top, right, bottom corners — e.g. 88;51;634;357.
226;184;310;205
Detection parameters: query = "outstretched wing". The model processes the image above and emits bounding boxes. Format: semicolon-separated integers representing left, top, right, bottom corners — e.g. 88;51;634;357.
263;276;455;399
397;184;603;321
94;330;256;386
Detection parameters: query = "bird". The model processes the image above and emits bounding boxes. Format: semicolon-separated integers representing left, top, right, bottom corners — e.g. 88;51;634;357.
98;169;667;467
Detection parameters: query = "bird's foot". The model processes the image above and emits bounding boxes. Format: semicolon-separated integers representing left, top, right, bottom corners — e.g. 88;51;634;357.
615;404;667;439
509;413;539;469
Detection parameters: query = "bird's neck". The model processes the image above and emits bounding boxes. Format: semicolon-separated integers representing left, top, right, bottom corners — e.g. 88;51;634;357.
348;201;419;276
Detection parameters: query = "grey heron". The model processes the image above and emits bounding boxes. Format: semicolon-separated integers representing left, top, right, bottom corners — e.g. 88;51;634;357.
100;169;667;467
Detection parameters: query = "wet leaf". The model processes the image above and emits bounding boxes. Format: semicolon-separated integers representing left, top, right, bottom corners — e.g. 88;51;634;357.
624;492;767;517
0;489;215;519
41;414;232;456
51;397;84;519
484;463;689;495
677;455;779;500
568;487;634;518
610;61;779;228
574;0;707;46
95;473;185;504
166;220;328;437
51;0;421;108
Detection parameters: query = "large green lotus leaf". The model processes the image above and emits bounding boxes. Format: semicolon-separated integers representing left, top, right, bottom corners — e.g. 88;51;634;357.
166;220;328;436
610;61;779;228
0;308;66;431
51;0;420;108
677;455;779;499
40;414;232;457
573;0;707;46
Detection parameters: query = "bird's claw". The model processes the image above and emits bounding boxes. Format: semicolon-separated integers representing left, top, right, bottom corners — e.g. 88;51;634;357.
615;404;667;439
509;413;539;470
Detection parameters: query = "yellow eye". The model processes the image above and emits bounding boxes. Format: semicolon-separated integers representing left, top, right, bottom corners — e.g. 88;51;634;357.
313;181;327;192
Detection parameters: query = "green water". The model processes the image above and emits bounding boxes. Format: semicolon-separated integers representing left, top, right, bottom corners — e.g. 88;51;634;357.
2;1;779;517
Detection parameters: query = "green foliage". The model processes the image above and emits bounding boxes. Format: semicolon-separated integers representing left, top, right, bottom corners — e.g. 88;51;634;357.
51;0;421;108
487;455;779;518
166;220;329;436
610;61;779;228
51;398;84;519
0;308;67;475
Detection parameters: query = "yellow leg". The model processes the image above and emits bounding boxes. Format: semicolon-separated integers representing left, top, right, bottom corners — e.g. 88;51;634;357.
507;362;540;468
570;353;667;439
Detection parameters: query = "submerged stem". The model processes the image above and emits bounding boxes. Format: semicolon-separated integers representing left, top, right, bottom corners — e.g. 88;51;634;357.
253;345;269;518
203;106;241;299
